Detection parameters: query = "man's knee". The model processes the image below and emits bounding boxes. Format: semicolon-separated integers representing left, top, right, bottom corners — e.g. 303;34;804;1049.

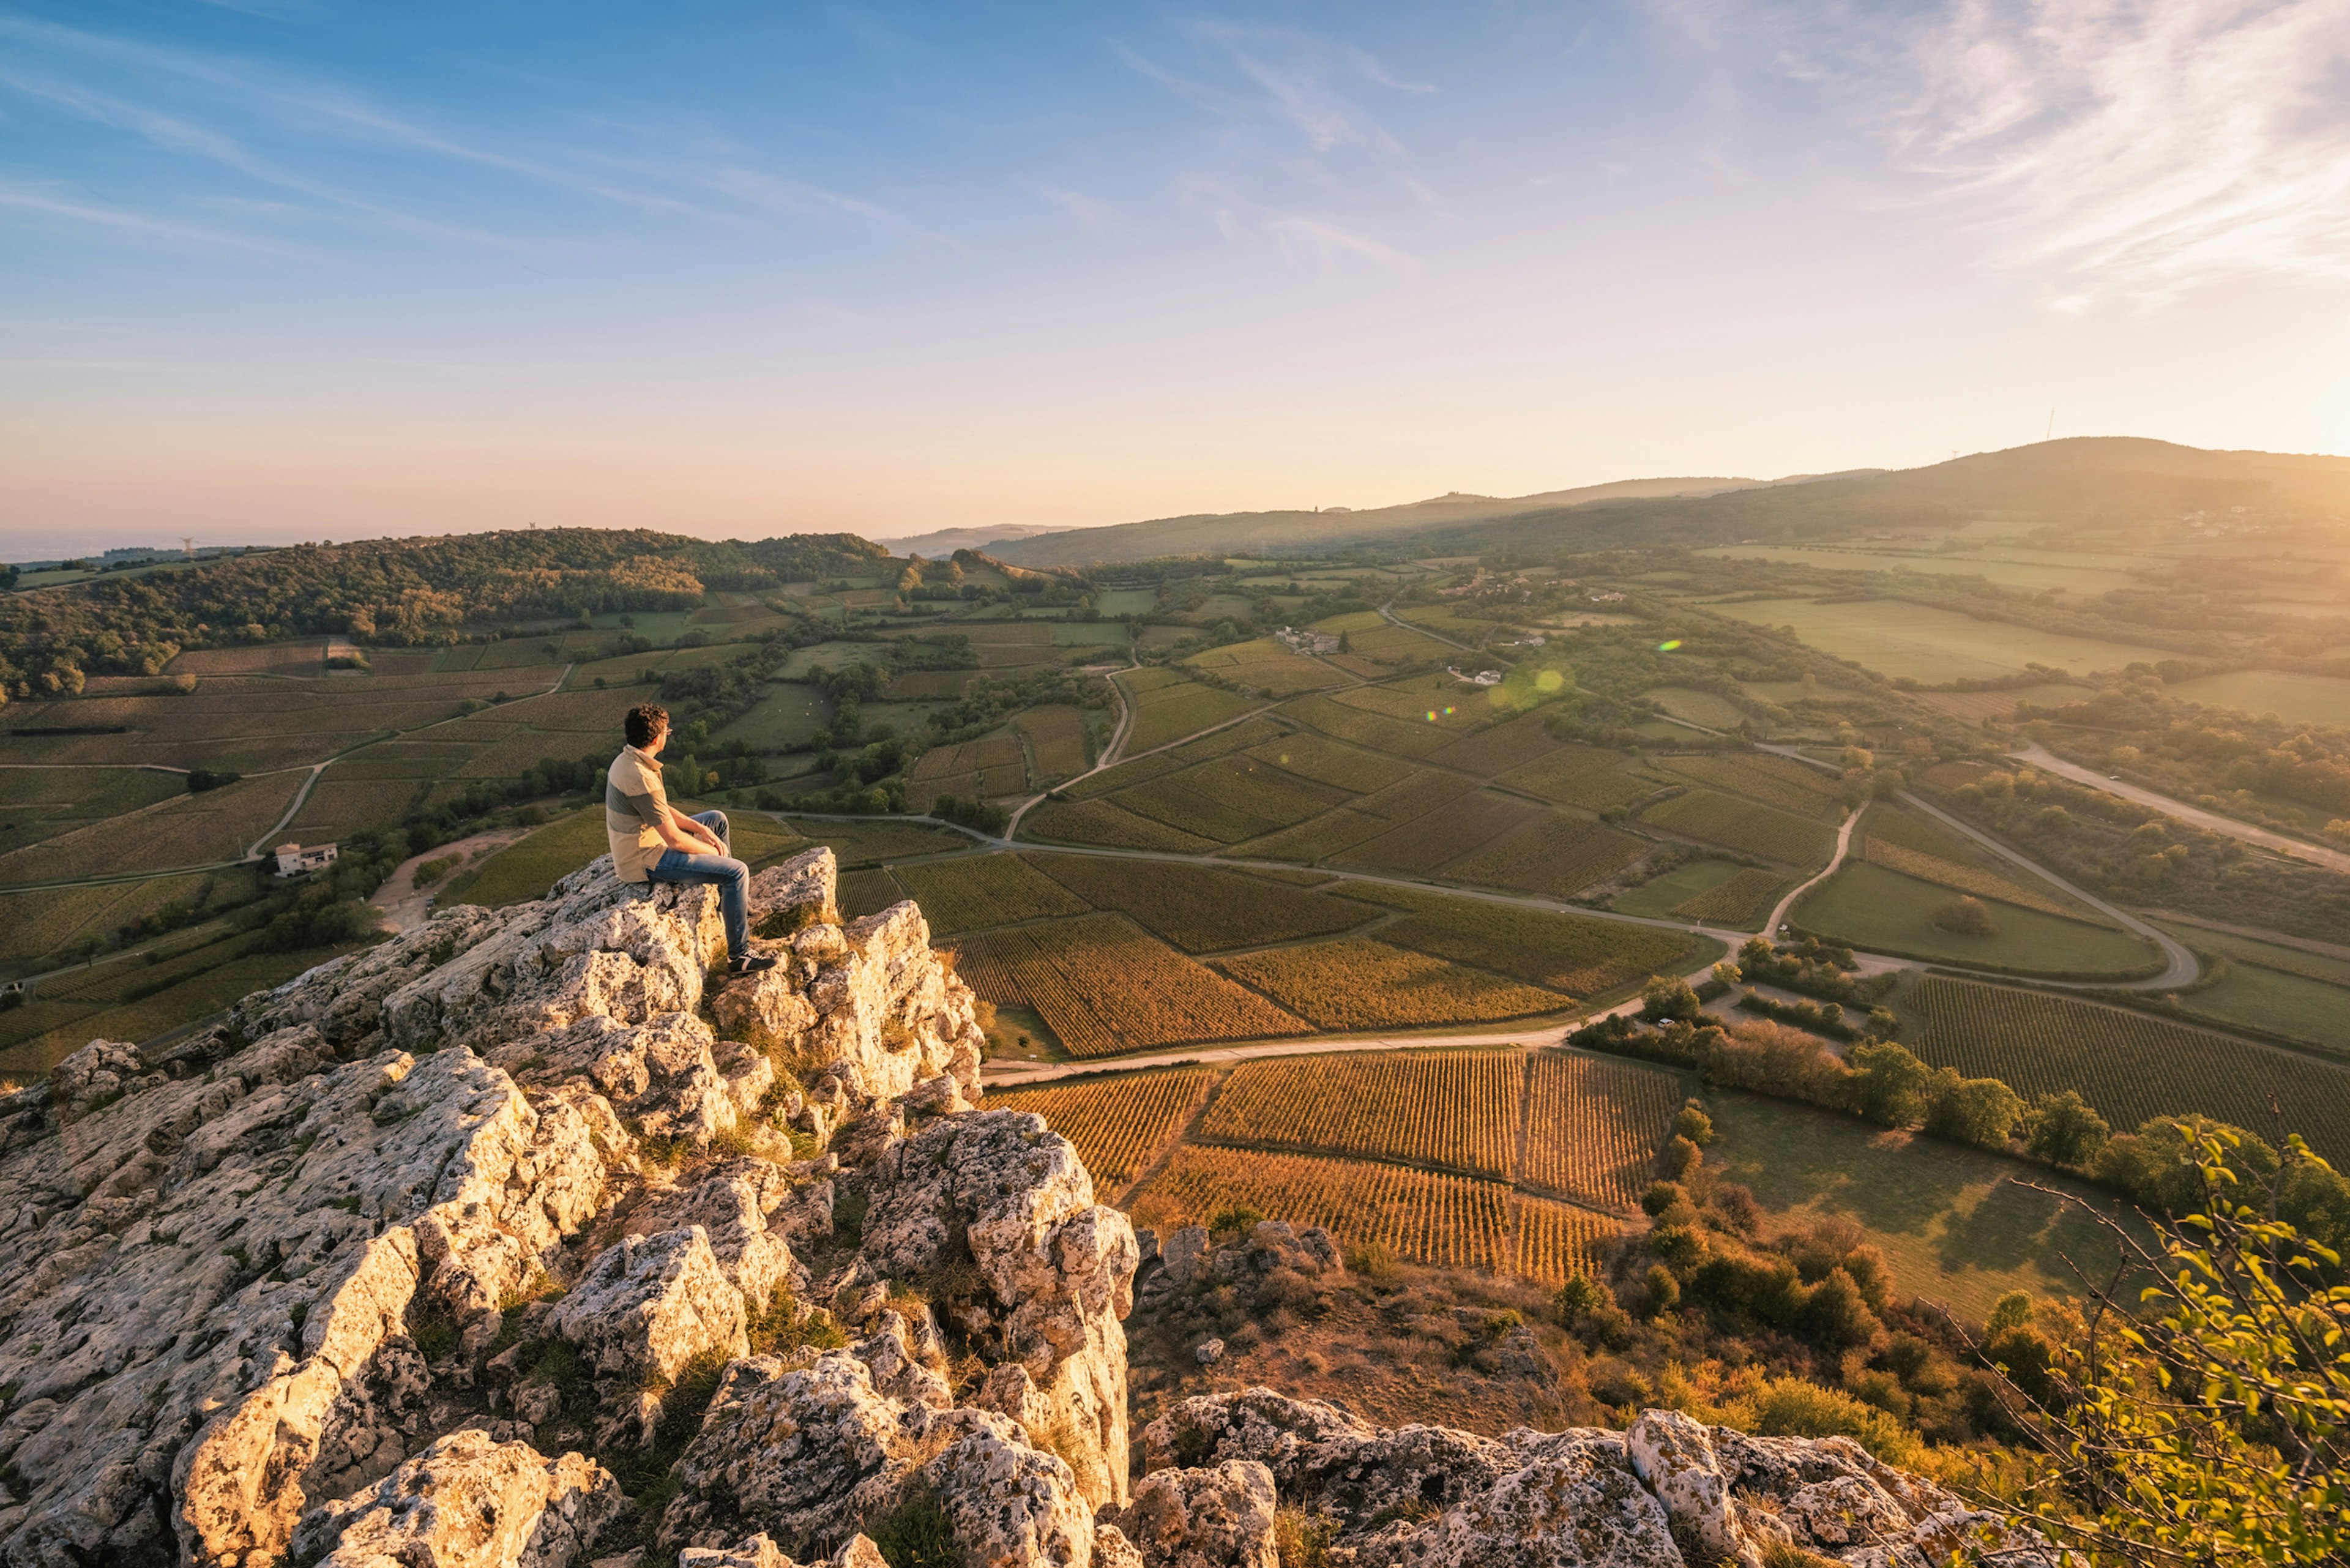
720;857;748;884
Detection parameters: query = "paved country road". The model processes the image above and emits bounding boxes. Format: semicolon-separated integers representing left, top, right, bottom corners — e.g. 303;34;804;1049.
2011;742;2350;876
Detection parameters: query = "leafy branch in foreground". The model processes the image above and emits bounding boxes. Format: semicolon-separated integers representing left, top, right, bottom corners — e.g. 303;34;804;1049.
1972;1124;2349;1566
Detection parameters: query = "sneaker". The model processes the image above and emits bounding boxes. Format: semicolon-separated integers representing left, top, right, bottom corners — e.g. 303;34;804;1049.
728;953;778;976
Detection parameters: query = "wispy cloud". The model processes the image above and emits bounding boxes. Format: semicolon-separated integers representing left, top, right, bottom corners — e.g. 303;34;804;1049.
1179;177;1420;275
1895;0;2350;308
1119;18;1437;271
0;183;295;253
1656;0;2350;309
0;13;916;254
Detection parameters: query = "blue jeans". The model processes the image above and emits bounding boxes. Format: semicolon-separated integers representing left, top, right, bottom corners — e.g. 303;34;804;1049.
645;810;749;960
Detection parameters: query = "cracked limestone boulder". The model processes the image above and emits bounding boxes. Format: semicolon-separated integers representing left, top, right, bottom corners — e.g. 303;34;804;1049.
376;862;726;1059
860;1111;1138;1509
45;1037;151;1125
793;902;983;1105
1627;1408;1761;1568
549;1226;750;1392
748;847;840;932
1142;1389;1513;1525
712;966;822;1057
490;1010;769;1149
1371;1428;1682;1568
681;1533;894;1568
1711;1427;2057;1567
663;1348;1101;1568
0;1037;608;1568
232;906;507;1050
1108;1462;1279;1568
292;1428;622;1568
658;1351;929;1555
627;1157;807;1310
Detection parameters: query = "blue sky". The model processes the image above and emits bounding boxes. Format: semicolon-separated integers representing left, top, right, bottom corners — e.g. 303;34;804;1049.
5;0;2349;551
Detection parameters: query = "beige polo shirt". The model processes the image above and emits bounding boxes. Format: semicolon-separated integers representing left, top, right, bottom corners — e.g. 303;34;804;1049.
605;744;669;883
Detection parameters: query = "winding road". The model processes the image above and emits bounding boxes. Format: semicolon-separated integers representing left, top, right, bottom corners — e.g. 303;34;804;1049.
2010;742;2350;876
793;678;2201;1086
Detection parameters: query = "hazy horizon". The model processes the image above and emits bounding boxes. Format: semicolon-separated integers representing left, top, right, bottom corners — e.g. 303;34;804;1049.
6;0;2349;551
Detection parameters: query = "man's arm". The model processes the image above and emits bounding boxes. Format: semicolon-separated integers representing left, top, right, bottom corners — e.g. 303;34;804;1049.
663;802;725;853
617;787;715;854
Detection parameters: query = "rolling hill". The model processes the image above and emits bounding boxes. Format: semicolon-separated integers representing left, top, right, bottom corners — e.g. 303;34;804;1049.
990;439;2350;566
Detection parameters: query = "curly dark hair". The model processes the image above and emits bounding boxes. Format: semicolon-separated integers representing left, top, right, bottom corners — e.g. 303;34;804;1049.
624;703;670;748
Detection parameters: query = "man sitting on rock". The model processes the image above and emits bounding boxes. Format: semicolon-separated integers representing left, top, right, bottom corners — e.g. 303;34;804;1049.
607;701;775;975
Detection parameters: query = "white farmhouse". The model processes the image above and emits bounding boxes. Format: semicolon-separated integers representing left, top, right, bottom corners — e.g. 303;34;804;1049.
274;842;339;878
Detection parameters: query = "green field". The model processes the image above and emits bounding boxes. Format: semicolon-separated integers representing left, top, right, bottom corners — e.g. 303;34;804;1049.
1110;755;1349;844
1119;672;1266;752
1705;1089;2147;1324
1028;853;1379;952
0;938;364;1078
889;854;1089;935
2149;920;2350;987
562;641;756;689
1612;858;1746;917
1709;597;2169;683
1693;544;2140;596
2164;669;2350;730
1897;976;2350;1165
770;815;965;865
1020;797;1218;853
712;687;832;750
1796;862;2154;976
1644;687;1745;729
2171;962;2350;1056
837;867;906;918
440;808;614;905
1641;788;1835;865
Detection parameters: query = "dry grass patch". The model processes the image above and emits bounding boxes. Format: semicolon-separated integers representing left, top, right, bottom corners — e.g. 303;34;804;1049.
1111;756;1350;844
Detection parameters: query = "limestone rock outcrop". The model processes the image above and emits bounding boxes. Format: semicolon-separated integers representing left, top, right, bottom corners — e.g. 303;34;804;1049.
1107;1462;1278;1568
0;838;2053;1568
0;851;1029;1568
293;1430;621;1568
1143;1389;2055;1568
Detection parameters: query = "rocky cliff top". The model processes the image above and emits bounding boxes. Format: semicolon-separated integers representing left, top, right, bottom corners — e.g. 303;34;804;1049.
0;849;2046;1568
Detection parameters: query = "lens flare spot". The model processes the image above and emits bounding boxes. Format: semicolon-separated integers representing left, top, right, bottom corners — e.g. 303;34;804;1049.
1535;669;1564;692
1657;639;1682;652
